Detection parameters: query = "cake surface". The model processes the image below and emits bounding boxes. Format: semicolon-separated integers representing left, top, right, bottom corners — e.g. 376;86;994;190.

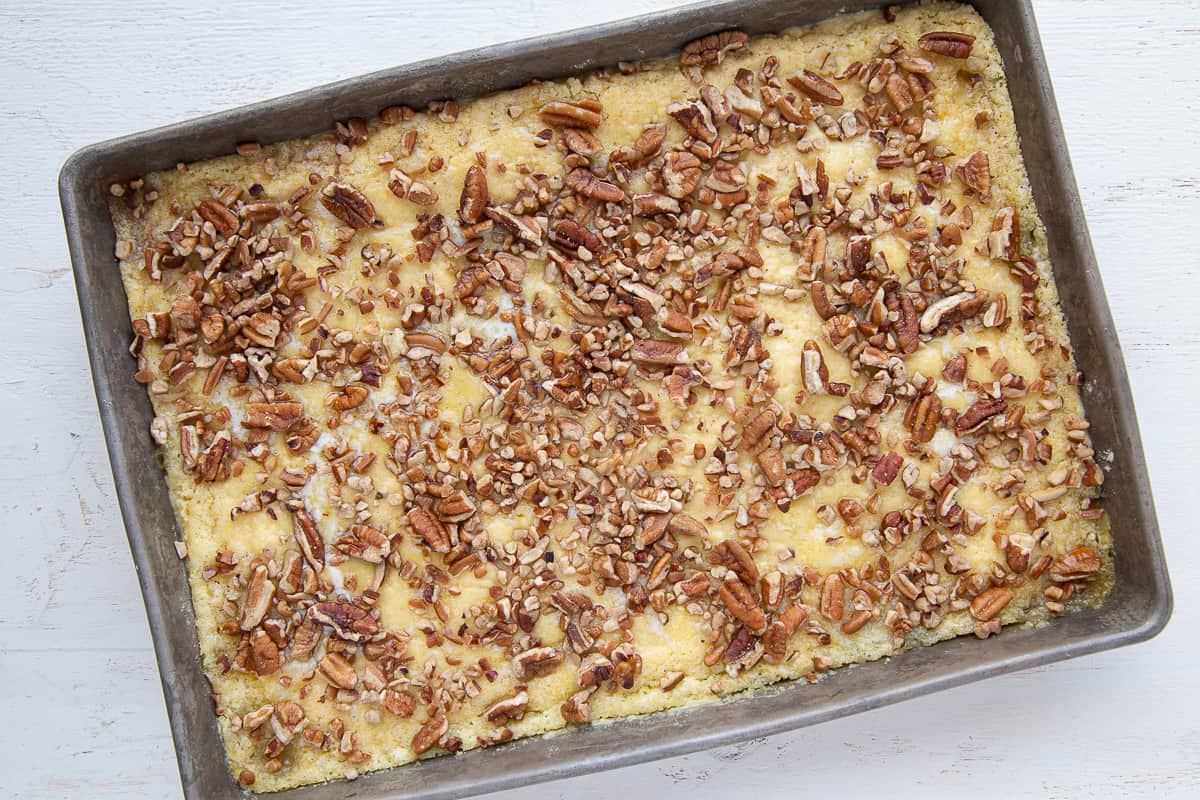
109;2;1112;792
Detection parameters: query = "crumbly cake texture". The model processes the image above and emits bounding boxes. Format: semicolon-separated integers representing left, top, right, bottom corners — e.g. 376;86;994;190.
109;2;1112;792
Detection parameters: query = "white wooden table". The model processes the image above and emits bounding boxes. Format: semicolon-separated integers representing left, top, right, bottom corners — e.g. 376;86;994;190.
2;1;1195;797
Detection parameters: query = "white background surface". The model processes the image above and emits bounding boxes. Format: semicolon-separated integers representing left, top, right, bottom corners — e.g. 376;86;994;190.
1;1;1195;797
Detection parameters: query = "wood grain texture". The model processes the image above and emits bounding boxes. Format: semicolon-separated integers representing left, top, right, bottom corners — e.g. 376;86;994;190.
0;1;1195;797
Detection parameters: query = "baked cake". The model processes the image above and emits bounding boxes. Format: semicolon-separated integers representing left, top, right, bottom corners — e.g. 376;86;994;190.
108;2;1112;791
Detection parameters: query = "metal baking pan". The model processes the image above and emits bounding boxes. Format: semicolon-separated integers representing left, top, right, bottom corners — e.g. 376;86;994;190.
60;1;1172;797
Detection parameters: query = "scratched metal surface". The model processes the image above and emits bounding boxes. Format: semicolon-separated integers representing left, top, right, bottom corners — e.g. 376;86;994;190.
5;1;1198;798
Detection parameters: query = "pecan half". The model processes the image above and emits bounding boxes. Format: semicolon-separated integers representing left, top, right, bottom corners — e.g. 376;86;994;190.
1049;547;1101;582
243;401;302;431
797;226;827;279
632;193;682;216
566;167;625;202
549;218;602;254
667;100;718;143
411;714;448;755
872;451;903;485
293;509;325;570
970;586;1013;621
513;646;563;679
956;150;991;200
680;30;748;68
631;339;685;366
319;652;358;690
309;601;378;641
381;689;417;717
757;447;787;487
240;565;274;631
819;573;845;621
197;200;239;237
711;538;759;584
320;182;376;229
249;629;279;675
955;398;1007;434
483;691;529;724
920;292;978;333
563;128;602;156
540;99;603;130
663;151;704;198
718;577;767;632
787;70;844;106
409;507;450;553
486;207;543;244
638;513;672;549
988;207;1021;261
667;513;709;538
904;393;941;443
458;165;489;224
918;31;976;59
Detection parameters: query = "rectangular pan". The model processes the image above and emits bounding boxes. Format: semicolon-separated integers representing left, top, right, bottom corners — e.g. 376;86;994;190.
60;1;1172;797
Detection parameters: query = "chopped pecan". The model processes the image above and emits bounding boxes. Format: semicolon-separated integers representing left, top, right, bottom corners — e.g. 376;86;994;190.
667;513;709;538
918;30;976;59
320;182;376;229
632;193;682;216
638;512;672;549
434;490;476;522
409;507;450;553
560;689;593;724
458;165;489;224
741;408;777;449
454;264;489;299
787;70;844;106
486;207;543;244
381;688;417;717
988;207;1021;261
680;30;748;68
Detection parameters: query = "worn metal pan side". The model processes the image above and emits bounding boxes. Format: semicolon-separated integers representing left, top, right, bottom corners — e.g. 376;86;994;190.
60;1;1170;798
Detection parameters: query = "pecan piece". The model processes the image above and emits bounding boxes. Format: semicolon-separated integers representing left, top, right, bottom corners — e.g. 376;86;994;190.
318;652;358;689
787;70;844;106
458;165;490;224
955;398;1007;434
632;193;681;216
309;601;378;641
918;31;976;59
539;99;603;130
920;292;978;333
197;200;239;237
381;688;417;717
904;393;942;444
757;447;787;488
563;128;602;156
409;507;450;553
320;182;376;229
680;30;748;68
249;629;279;675
434;490;476;522
1049;547;1101;582
638;512;672;549
411;714;448;755
486;207;543;244
988;207;1021;261
885;73;914;112
454;264;489;299
718;577;767;632
895;291;919;354
970;586;1013;622
560;689;594;724
797;226;827;280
